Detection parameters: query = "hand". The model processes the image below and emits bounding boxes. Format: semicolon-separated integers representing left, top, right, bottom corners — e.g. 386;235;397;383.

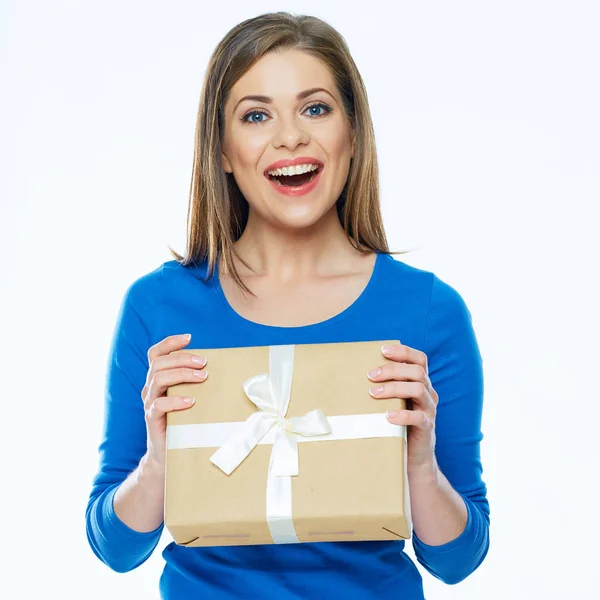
142;333;208;466
367;343;439;470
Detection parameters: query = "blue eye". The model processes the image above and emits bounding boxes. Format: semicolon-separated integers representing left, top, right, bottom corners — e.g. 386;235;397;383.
241;102;332;125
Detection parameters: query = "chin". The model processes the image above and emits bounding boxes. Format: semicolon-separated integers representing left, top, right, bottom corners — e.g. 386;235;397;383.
272;204;334;230
273;216;321;232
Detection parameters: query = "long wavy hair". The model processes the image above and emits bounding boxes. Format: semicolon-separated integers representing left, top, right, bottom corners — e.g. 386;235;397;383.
169;11;411;295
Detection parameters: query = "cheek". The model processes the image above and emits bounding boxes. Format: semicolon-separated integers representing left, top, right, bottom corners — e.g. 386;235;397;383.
316;124;353;160
239;132;269;164
225;132;266;171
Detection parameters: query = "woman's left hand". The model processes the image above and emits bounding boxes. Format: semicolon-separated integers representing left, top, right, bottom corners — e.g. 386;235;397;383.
367;343;439;470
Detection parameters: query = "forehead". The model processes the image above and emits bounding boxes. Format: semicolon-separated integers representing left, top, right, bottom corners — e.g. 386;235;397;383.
228;50;336;107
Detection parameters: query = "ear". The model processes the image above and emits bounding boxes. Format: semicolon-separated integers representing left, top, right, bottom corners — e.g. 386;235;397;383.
221;151;233;173
350;128;356;159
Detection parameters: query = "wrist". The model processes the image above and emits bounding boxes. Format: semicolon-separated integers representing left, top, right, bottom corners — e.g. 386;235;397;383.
407;456;439;485
139;452;166;489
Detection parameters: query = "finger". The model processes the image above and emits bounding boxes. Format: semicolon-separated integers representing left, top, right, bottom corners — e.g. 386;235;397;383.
147;395;196;421
386;409;434;430
369;381;435;413
367;363;426;384
368;361;437;406
143;351;208;398
145;367;208;410
147;333;193;366
381;344;428;374
143;333;205;400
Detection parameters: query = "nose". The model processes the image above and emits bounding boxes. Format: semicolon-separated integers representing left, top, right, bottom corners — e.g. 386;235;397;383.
271;114;310;150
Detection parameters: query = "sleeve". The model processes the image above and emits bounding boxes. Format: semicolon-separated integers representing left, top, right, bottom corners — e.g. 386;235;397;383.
411;273;491;585
85;274;164;573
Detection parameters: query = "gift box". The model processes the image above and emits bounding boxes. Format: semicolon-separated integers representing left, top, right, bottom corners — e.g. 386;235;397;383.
165;340;411;547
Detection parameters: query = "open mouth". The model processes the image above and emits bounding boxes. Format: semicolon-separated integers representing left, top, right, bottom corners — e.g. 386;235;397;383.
266;166;322;187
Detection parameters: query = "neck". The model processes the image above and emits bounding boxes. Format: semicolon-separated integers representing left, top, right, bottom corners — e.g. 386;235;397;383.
230;207;364;282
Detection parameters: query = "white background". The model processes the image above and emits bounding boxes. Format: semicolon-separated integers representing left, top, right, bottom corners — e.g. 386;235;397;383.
2;1;599;598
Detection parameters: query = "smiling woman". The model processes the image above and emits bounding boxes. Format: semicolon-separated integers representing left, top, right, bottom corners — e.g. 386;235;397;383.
216;47;367;288
86;10;490;600
166;15;400;296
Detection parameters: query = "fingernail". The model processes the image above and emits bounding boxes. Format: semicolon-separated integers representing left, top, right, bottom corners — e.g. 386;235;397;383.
386;410;399;419
194;370;208;379
367;368;381;379
183;397;195;404
381;345;395;355
192;355;206;365
369;386;384;396
182;333;191;340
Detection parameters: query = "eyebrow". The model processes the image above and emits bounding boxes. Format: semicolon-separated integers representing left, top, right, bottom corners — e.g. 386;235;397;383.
233;87;334;112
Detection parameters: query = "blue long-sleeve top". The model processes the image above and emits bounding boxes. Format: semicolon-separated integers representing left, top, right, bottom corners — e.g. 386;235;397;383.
86;251;490;599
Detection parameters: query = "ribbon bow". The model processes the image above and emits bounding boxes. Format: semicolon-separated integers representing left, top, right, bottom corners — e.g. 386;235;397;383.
210;345;332;477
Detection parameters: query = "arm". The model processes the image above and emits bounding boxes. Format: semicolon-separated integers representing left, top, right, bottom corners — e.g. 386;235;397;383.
411;274;490;584
85;275;164;573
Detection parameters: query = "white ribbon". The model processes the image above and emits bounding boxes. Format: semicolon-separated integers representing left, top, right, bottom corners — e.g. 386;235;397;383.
209;345;333;544
167;413;404;450
209;345;333;478
166;344;406;545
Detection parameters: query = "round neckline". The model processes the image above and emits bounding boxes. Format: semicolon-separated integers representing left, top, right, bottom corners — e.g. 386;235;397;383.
214;251;383;332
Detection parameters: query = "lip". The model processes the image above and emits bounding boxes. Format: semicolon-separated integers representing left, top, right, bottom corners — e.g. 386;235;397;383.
263;156;324;175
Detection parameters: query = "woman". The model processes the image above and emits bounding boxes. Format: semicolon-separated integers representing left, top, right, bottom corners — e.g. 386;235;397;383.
86;11;490;599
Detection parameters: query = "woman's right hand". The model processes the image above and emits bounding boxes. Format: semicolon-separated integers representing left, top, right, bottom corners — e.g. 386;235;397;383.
142;333;208;466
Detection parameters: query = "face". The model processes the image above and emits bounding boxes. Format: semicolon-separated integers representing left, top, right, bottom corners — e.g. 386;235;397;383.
221;49;355;231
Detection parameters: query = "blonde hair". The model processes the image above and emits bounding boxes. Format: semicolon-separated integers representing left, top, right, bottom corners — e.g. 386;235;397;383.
169;11;411;295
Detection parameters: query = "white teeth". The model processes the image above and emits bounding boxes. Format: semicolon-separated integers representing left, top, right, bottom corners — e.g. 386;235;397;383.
270;170;319;187
267;163;320;177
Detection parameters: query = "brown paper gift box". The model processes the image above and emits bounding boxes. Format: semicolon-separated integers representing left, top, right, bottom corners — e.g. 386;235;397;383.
165;339;411;547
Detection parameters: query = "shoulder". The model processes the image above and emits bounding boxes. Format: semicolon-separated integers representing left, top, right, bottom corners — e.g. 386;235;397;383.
126;258;211;295
380;252;433;280
114;263;165;323
380;256;480;367
378;252;435;297
120;257;216;320
379;253;473;340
